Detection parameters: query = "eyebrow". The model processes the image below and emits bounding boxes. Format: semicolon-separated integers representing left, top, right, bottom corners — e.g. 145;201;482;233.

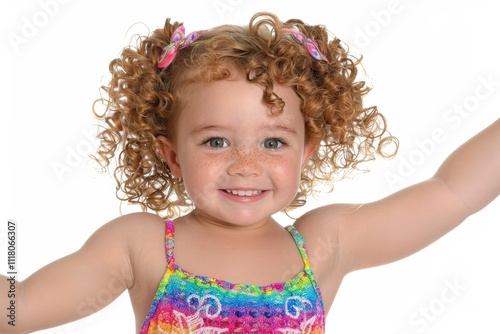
261;125;299;136
191;125;298;136
190;125;230;135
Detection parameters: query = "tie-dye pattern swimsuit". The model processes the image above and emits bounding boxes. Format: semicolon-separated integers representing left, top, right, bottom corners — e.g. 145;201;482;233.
140;220;326;333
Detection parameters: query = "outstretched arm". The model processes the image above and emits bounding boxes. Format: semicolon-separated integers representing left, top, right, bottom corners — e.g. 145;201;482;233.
301;117;500;274
0;216;135;334
346;117;500;271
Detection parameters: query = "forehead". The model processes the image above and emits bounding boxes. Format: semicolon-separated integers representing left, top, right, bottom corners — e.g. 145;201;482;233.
178;73;304;130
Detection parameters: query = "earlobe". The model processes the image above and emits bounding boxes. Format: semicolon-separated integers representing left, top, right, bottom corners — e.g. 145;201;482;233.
157;136;182;178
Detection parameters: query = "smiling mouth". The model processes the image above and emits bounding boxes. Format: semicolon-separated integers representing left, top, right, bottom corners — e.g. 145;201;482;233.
223;189;263;196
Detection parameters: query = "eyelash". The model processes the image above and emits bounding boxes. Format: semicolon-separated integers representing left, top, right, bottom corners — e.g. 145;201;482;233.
262;137;287;149
200;136;288;149
202;137;228;148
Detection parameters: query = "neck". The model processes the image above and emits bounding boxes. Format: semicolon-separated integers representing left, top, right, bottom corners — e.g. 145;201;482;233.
183;209;280;237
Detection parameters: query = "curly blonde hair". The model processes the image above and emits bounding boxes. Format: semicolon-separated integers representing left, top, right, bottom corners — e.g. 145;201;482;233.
93;12;397;218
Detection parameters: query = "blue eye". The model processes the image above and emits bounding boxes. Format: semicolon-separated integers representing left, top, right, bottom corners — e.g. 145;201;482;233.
262;138;285;149
205;137;228;148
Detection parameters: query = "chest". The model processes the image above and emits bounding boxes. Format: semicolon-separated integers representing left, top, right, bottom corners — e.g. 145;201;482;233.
128;222;343;331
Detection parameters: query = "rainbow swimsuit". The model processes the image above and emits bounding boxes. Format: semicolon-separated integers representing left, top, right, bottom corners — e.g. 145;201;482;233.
140;220;326;333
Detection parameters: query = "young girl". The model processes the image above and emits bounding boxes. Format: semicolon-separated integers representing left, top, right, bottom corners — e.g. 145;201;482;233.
2;10;499;334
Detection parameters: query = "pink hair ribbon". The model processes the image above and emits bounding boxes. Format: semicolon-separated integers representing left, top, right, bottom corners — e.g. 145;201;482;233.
283;27;329;62
158;25;207;69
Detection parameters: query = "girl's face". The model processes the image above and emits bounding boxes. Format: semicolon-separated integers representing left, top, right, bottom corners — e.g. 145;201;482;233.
159;71;315;228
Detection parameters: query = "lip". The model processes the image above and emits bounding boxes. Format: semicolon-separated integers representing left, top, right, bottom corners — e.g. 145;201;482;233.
219;188;268;203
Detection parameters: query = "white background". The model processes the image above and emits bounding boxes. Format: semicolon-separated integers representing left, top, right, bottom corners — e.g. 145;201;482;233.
1;0;499;333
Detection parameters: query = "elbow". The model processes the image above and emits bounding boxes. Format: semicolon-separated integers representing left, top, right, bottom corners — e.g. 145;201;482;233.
431;174;489;218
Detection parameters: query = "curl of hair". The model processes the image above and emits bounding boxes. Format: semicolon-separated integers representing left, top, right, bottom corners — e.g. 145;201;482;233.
93;12;398;218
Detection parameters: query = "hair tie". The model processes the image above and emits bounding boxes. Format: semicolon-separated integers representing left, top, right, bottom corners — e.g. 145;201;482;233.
283;27;329;62
158;25;207;69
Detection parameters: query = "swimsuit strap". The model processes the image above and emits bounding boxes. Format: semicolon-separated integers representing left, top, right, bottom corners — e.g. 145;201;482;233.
285;225;312;270
165;221;313;273
286;225;325;310
164;219;175;270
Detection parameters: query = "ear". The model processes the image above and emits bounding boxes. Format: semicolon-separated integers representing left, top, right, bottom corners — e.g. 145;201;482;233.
301;139;318;169
156;135;182;178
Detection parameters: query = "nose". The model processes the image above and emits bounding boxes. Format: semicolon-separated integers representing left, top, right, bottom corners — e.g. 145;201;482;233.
226;147;263;177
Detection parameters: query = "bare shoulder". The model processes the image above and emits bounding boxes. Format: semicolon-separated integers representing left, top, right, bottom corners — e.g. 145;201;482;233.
98;211;165;234
87;212;165;249
293;204;358;273
118;211;167;250
96;212;167;268
294;203;359;243
83;212;167;280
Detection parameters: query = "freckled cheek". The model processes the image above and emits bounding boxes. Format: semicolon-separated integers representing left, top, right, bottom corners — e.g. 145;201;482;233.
265;156;302;184
182;155;229;196
197;155;229;174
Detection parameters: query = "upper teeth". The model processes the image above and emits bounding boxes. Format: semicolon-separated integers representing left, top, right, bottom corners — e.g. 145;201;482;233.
226;189;262;196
